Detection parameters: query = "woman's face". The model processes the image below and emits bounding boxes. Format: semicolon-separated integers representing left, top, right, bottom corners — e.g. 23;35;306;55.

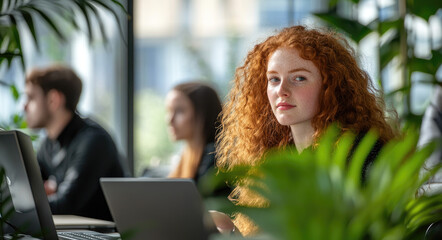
166;90;195;141
266;47;323;127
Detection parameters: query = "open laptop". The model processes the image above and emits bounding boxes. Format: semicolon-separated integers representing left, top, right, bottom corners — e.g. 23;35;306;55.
0;130;119;240
100;178;218;240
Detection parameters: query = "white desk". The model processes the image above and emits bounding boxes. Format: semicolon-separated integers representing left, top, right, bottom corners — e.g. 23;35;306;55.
53;215;116;232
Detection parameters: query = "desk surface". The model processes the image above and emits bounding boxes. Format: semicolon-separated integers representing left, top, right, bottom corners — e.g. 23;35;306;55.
53;215;116;231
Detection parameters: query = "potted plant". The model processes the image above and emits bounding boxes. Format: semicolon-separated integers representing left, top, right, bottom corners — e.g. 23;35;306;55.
314;0;441;127
208;125;442;239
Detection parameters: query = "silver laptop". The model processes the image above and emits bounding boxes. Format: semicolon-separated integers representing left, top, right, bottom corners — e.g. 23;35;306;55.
100;178;217;240
0;130;118;240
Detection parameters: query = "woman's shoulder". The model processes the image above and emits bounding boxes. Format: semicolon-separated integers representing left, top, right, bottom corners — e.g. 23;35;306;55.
204;142;216;153
199;142;216;168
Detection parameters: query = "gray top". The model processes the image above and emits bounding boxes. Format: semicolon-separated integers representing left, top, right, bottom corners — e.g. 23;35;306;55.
418;86;442;195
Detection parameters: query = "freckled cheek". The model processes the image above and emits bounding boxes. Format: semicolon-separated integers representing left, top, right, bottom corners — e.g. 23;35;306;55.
298;87;321;110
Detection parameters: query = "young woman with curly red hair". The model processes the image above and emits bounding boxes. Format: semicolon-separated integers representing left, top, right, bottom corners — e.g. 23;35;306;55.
213;25;398;236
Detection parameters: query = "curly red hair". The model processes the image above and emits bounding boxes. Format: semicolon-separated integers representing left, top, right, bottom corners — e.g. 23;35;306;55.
216;25;398;235
218;25;396;170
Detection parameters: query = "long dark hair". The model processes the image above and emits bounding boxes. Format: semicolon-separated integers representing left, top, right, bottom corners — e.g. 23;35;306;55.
168;81;222;179
173;82;222;145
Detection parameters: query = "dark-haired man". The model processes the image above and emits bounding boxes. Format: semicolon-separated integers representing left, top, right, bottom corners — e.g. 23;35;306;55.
24;65;124;221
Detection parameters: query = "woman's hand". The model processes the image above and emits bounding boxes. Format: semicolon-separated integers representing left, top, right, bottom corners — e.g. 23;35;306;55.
44;179;57;196
209;210;239;235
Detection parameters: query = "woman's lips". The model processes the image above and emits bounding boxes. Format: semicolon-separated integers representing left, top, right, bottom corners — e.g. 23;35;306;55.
276;102;296;110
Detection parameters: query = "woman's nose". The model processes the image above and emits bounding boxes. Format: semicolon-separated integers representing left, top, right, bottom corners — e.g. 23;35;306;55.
277;80;290;97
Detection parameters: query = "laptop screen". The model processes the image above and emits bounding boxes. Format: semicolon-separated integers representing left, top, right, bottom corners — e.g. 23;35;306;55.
100;178;217;240
0;130;58;239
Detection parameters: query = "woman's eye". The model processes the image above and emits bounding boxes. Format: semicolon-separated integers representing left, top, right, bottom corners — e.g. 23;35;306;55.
268;77;280;83
295;76;306;81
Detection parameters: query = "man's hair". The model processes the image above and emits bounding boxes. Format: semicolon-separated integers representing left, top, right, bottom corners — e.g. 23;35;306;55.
26;65;82;112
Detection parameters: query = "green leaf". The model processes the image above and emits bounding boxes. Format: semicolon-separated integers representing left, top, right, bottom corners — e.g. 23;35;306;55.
110;0;128;14
409;56;439;75
9;84;19;100
13;113;21;124
380;33;400;69
386;85;411;97
417;80;441;87
407;0;442;21
26;6;66;42
18;8;39;51
317;123;340;167
74;0;94;42
349;0;361;4
378;19;401;37
0;52;21;58
92;0;128;45
83;1;108;43
313;12;373;43
333;131;356;173
19;119;27;129
7;19;25;70
328;0;339;8
346;130;378;188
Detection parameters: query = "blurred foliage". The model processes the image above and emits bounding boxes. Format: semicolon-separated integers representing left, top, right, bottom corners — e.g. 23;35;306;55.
208;125;442;239
314;0;442;128
0;81;27;130
0;0;126;71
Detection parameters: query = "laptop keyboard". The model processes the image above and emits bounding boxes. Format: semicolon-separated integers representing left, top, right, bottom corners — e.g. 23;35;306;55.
58;231;121;240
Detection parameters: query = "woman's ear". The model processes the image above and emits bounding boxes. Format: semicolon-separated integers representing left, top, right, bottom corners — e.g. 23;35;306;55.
46;89;66;112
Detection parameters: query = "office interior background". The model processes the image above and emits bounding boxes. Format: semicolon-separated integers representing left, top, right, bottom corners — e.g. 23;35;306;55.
0;0;441;176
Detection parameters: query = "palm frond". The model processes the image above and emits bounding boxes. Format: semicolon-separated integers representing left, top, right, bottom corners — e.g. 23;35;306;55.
0;0;127;71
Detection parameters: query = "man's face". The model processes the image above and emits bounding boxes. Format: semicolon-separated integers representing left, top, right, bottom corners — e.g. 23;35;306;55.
24;83;51;129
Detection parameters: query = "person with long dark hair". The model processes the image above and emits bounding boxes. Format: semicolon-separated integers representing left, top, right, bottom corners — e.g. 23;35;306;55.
166;82;223;188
